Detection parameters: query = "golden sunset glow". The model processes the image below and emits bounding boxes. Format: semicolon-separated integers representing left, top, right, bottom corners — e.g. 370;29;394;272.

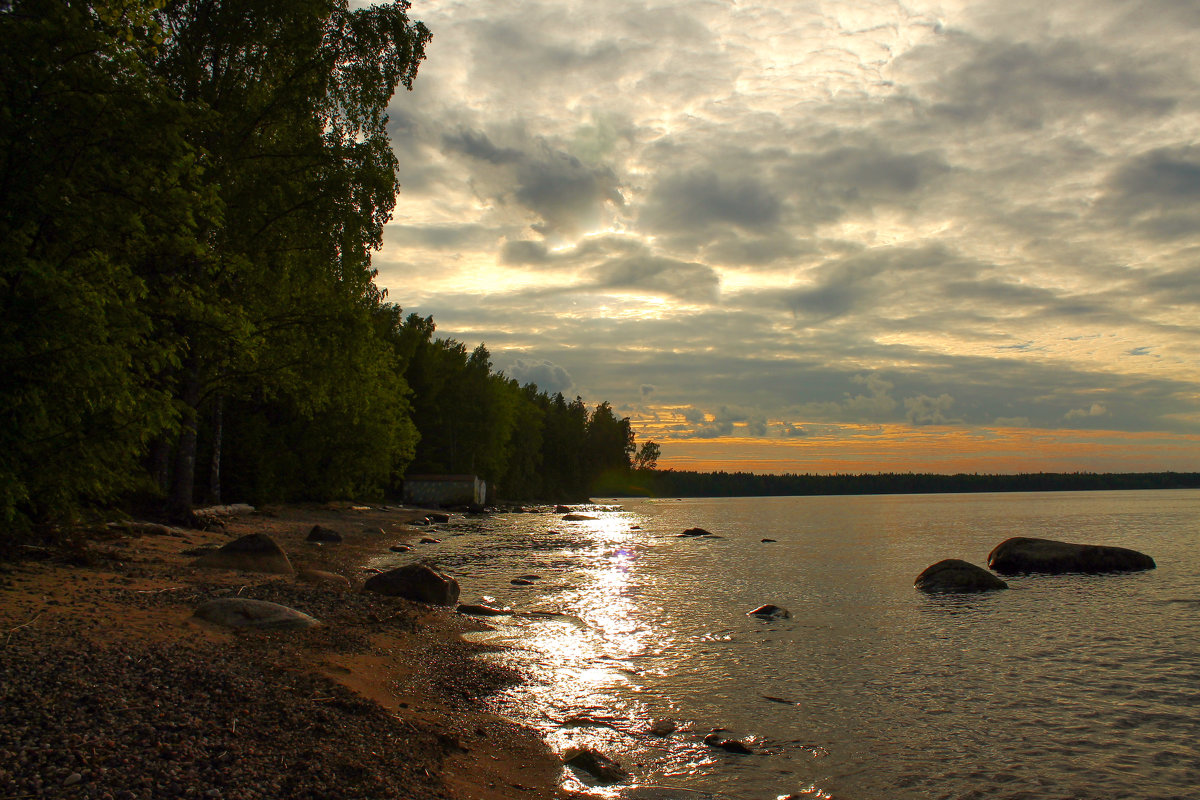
375;0;1200;475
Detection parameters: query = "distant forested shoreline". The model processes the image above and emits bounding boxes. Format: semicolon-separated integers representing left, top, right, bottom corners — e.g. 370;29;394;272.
615;470;1200;498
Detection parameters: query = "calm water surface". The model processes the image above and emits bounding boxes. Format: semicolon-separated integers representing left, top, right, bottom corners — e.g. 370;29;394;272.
382;490;1200;800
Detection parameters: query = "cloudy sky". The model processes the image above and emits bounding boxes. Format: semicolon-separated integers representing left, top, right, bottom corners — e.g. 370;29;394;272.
373;0;1200;473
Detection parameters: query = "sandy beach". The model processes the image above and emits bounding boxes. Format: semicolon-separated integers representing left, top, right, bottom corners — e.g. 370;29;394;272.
0;505;566;800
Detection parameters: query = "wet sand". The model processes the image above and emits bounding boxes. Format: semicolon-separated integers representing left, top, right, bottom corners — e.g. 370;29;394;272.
0;504;568;800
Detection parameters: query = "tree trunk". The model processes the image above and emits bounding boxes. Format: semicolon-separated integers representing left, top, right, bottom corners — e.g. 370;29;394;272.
208;394;223;505
148;436;172;493
168;361;202;521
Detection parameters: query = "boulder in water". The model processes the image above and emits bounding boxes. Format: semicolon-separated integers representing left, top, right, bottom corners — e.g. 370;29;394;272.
747;604;790;619
648;719;677;737
192;533;293;575
914;559;1008;593
563;513;599;521
362;563;460;605
456;603;513;616
987;537;1156;575
703;732;754;754
562;747;630;784
679;527;712;537
193;598;318;630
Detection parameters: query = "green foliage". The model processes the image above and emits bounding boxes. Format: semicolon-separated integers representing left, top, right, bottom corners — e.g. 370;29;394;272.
0;0;194;530
2;0;650;530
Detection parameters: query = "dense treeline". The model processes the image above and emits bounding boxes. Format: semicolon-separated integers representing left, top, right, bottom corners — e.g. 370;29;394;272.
1;0;642;536
624;470;1200;498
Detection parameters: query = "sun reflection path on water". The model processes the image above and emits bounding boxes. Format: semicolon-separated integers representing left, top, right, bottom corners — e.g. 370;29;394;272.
486;513;703;796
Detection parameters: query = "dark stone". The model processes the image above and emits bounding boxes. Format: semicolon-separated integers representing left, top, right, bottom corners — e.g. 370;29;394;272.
563;513;599;521
511;578;535;586
192;533;293;575
362;563;460;605
562;748;630;784
747;604;790;619
516;574;540;581
419;537;441;544
703;733;753;754
648;719;676;737
306;525;342;543
915;559;1008;593
296;569;351;591
761;538;777;543
389;545;411;553
680;527;712;537
987;537;1156;576
456;603;513;616
428;513;450;523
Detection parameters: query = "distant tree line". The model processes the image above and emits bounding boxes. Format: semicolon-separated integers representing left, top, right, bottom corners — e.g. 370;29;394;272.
1;0;648;537
624;470;1200;498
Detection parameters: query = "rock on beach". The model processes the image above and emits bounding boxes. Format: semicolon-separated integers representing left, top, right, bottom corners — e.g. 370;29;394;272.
914;559;1008;593
362;563;460;605
193;598;320;630
192;533;294;575
987;537;1156;575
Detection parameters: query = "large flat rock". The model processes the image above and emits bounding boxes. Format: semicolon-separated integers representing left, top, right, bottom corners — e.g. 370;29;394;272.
987;537;1155;575
193;598;319;630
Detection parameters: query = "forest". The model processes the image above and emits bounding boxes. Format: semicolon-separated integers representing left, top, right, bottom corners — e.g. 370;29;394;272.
1;0;650;536
624;470;1200;498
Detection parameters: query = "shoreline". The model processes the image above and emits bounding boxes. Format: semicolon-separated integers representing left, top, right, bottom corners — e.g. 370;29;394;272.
0;504;568;800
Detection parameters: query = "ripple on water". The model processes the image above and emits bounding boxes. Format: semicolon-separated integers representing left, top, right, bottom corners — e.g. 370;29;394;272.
431;493;1200;800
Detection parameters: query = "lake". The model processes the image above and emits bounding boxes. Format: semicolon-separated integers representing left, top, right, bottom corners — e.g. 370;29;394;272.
381;490;1200;800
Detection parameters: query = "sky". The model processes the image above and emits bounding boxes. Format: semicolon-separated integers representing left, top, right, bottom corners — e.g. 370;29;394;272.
372;0;1200;474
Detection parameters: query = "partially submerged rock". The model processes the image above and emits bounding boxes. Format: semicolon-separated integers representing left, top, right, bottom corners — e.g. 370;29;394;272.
679;527;712;537
747;604;790;619
456;603;513;616
562;747;630;784
192;533;293;575
193;598;319;630
648;719;677;737
563;513;599;521
703;732;753;754
987;537;1156;575
362;563;460;605
915;559;1008;593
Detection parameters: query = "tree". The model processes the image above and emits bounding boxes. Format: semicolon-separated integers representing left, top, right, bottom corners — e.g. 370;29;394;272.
632;440;661;471
145;0;430;515
0;0;199;533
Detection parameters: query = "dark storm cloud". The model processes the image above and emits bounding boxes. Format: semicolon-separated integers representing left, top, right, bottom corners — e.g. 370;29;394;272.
504;358;575;395
1099;147;1200;241
780;145;952;223
515;150;624;237
442;129;523;165
441;127;624;238
915;36;1177;129
586;254;720;303
640;169;783;234
384;223;501;250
